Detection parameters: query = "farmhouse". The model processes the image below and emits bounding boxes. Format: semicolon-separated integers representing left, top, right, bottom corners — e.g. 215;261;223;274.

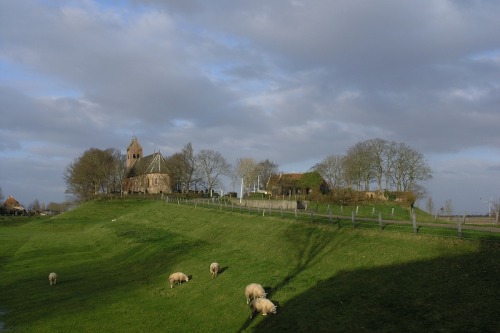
123;137;171;194
2;195;25;215
267;171;329;197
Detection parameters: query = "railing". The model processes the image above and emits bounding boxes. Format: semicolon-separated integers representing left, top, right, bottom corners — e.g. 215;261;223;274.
163;196;500;242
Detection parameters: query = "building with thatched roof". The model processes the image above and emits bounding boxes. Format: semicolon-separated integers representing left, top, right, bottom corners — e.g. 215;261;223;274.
267;171;329;197
2;195;25;215
123;137;171;194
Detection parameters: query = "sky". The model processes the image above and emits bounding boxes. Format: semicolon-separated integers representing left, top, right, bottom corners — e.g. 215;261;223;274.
1;0;499;215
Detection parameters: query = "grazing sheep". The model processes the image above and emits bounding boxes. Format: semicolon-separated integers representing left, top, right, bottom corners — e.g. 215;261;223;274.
48;272;57;285
209;262;220;278
249;298;277;318
245;283;267;304
169;272;189;288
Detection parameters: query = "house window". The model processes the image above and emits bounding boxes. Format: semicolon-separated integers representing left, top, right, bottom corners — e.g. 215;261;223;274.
154;176;158;186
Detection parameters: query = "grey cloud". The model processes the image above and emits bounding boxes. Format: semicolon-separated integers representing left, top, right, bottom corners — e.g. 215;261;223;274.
1;0;499;213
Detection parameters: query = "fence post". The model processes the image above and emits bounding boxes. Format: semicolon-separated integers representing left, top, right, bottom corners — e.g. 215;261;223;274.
378;212;383;229
351;211;355;228
371;207;375;217
391;207;394;218
328;208;332;224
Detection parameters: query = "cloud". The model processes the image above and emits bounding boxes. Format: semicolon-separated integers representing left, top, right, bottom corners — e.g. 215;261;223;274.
0;0;499;213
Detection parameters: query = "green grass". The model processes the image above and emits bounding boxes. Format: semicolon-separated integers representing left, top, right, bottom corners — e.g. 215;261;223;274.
1;199;500;332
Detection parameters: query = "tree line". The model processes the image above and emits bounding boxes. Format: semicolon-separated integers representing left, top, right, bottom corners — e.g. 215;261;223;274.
312;138;432;195
63;138;433;202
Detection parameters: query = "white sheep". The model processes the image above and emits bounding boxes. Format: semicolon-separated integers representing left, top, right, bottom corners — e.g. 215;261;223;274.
48;272;57;286
209;262;220;278
245;283;267;304
249;298;277;318
169;272;189;288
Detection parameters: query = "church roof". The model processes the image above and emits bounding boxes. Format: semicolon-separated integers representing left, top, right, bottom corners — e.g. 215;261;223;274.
126;152;168;177
127;136;142;152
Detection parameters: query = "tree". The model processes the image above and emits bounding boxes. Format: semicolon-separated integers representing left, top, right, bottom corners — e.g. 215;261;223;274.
426;197;435;215
107;148;127;195
311;154;345;190
442;199;454;220
234;157;258;195
28;199;42;212
367;138;388;192
64;147;119;201
256;159;279;191
196;149;231;196
489;198;500;218
165;142;199;193
166;152;185;192
344;141;374;190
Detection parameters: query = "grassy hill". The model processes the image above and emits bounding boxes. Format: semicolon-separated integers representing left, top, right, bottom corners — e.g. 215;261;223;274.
1;199;499;332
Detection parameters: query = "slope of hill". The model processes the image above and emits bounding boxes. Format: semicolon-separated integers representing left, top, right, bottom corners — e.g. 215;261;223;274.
1;199;499;332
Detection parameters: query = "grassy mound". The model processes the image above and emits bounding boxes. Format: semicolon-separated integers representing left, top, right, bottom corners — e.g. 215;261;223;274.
1;199;499;332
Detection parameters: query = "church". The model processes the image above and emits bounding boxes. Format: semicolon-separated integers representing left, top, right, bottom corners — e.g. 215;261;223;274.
123;137;171;194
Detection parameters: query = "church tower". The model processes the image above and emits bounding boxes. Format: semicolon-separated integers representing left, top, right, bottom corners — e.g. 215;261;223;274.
126;137;143;169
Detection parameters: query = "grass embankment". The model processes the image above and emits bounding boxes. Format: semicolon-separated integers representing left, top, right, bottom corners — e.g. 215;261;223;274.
1;199;499;332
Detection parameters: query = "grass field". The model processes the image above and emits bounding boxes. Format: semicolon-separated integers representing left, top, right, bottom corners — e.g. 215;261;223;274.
1;199;499;332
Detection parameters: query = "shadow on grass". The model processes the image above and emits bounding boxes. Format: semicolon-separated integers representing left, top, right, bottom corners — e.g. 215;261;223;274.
252;241;500;333
237;225;333;332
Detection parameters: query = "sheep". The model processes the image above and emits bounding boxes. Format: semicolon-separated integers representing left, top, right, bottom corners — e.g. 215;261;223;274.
209;262;220;278
245;283;267;304
249;298;277;318
169;272;189;288
48;272;57;286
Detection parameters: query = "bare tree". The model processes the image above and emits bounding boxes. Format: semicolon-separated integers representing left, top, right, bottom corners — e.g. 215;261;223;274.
367;138;388;192
344;141;374;190
383;141;398;191
256;159;278;192
107;148;126;196
311;154;345;190
442;199;454;220
490;198;500;217
181;142;198;192
28;199;42;212
165;152;184;192
235;158;258;195
196;149;231;196
426;196;435;215
166;142;200;193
